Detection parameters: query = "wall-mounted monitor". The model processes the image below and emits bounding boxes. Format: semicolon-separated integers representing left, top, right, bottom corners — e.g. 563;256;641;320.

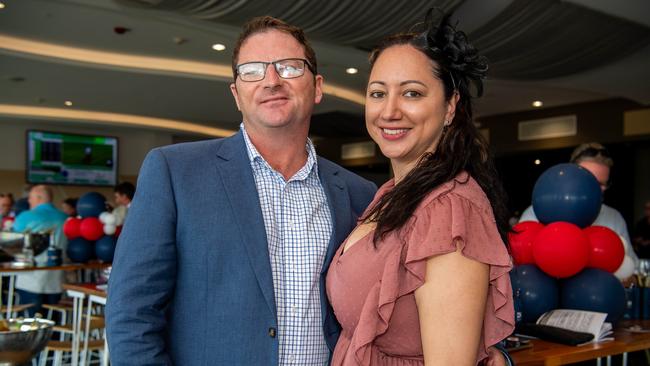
26;130;118;186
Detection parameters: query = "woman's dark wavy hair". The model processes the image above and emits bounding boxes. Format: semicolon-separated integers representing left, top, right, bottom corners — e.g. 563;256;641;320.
364;9;511;246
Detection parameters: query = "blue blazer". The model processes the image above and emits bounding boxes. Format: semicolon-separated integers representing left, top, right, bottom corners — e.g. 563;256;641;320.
106;131;376;365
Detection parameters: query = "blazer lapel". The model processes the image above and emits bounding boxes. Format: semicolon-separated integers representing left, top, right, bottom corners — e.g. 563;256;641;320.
214;132;276;317
318;158;352;275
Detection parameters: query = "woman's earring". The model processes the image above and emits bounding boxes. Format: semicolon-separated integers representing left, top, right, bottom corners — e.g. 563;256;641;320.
444;120;450;126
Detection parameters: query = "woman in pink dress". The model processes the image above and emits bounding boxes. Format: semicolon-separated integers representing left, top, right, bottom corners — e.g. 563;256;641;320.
326;10;514;366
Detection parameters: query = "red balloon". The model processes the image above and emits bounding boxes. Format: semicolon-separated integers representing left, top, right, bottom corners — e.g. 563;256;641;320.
63;217;81;239
533;222;589;278
583;226;625;273
80;217;104;241
509;221;545;265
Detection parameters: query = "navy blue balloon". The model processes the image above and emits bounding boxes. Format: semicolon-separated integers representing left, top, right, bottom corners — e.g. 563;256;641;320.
510;264;559;323
67;237;94;263
95;235;116;262
532;163;601;228
561;268;626;324
76;192;106;218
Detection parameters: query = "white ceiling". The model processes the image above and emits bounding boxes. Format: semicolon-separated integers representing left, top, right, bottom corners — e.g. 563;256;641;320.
0;0;648;138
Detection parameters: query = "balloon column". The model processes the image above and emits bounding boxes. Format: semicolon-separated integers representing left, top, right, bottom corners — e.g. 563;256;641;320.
62;192;119;263
509;163;628;324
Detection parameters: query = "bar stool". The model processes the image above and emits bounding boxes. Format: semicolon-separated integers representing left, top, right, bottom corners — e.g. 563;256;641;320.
1;274;35;318
39;289;86;366
80;294;108;366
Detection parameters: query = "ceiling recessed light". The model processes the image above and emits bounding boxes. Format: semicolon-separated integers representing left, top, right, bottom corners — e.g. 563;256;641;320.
212;43;226;51
532;100;543;107
534;159;541;165
345;67;358;75
0;3;5;10
64;101;73;107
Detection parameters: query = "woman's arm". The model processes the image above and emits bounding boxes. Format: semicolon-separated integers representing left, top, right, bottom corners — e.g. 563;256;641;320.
415;243;489;365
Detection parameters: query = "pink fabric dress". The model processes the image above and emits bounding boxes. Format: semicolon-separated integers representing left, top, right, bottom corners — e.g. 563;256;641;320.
326;172;514;365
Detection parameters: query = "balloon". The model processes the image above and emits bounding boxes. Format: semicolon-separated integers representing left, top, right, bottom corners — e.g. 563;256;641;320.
583;226;625;273
63;217;82;239
67;237;94;263
532;163;602;228
509;221;544;265
103;213;117;226
510;264;559;323
614;255;635;280
533;222;589;278
77;192;107;218
80;217;104;241
95;235;117;262
561;268;626;324
115;225;122;237
103;224;116;235
98;212;111;224
618;234;632;255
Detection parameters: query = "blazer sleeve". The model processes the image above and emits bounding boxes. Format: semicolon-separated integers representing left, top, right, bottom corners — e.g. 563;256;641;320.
106;148;178;365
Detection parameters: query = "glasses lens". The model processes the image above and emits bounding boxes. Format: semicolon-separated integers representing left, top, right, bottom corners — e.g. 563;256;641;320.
238;62;265;81
582;147;611;158
275;59;305;79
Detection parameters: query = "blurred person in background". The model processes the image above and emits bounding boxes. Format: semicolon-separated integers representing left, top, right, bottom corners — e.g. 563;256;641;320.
112;182;135;226
61;197;78;217
520;142;639;269
0;193;15;231
12;184;68;316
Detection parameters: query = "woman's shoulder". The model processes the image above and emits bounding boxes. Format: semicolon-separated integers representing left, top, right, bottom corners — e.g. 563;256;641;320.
420;171;490;212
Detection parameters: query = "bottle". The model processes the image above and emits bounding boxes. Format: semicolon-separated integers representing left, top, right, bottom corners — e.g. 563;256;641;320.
514;288;524;325
22;232;34;265
46;231;62;266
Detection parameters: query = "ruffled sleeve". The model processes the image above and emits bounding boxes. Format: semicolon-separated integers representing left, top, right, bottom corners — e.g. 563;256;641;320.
350;176;515;365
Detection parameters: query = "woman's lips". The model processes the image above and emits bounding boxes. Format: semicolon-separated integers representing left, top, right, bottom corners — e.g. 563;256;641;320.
380;128;409;140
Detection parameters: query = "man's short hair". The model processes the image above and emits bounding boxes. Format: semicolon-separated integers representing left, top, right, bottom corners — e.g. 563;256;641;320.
114;182;136;200
31;185;53;203
570;142;614;168
231;16;318;80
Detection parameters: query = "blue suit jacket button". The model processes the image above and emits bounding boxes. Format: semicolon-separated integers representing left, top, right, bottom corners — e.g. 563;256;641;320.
268;327;276;338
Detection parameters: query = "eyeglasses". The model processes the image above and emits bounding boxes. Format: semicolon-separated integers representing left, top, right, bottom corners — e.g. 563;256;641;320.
577;146;611;159
235;58;314;82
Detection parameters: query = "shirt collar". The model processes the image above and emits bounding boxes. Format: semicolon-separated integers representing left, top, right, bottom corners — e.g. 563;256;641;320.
240;123;319;181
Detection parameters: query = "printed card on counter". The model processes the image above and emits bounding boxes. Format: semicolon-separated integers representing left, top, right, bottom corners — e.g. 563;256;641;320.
536;309;613;344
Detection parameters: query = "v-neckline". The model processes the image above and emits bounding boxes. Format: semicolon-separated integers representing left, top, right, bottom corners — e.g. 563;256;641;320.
340;227;375;257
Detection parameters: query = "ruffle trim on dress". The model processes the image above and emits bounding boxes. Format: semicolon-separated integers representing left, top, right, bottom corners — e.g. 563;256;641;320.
349;176;515;365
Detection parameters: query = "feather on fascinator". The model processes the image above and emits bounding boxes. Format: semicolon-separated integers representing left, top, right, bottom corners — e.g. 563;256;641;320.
417;8;489;97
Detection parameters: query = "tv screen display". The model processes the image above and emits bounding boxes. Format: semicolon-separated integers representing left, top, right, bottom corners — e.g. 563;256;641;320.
26;130;118;186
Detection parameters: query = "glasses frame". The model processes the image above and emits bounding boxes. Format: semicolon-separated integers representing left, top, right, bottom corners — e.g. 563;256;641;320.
578;147;612;159
235;58;315;82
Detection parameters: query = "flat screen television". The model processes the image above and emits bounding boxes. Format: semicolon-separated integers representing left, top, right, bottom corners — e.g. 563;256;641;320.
26;130;118;186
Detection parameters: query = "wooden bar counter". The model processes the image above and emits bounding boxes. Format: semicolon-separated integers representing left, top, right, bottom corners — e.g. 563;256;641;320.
511;320;650;366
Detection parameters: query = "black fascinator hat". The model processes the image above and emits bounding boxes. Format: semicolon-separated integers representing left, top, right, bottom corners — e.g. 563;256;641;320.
417;8;489;97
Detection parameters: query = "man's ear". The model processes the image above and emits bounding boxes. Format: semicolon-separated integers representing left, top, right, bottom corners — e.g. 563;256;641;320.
230;83;241;111
313;75;324;105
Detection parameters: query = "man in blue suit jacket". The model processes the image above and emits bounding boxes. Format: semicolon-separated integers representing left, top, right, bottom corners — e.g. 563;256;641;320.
106;16;376;365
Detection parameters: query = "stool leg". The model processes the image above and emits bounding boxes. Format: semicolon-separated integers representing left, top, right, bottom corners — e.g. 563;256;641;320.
38;349;48;366
53;350;63;366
